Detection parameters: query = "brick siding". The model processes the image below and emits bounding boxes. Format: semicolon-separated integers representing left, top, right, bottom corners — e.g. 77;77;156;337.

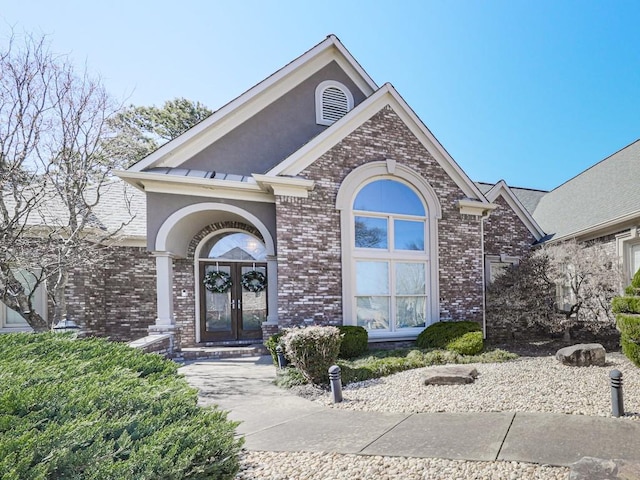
275;106;485;327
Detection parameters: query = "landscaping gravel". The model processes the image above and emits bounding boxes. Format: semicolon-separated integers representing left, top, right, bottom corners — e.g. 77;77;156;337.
236;451;569;479
234;352;638;479
316;352;640;419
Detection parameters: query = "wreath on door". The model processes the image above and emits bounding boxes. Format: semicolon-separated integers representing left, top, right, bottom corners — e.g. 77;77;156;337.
241;270;267;293
203;270;232;293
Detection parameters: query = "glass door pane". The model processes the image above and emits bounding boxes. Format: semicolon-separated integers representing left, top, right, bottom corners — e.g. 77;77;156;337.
203;264;232;333
240;265;267;331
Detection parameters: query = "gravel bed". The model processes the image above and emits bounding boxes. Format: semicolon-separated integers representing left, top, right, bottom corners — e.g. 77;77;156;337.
316;353;640;419
236;451;569;479
234;353;638;479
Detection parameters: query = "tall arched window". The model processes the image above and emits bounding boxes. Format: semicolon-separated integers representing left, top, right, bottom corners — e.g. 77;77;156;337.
336;161;442;340
352;179;428;333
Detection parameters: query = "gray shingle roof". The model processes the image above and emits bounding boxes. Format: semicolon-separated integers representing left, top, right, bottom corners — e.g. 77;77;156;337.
3;179;145;239
532;139;640;240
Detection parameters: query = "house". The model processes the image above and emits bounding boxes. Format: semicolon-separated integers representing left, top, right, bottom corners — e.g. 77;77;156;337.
4;35;638;355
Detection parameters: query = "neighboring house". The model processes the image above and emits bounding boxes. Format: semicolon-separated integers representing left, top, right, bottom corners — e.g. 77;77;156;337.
4;35;639;353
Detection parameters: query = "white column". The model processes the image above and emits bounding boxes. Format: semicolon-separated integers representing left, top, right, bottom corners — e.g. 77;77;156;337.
266;255;278;324
153;251;175;327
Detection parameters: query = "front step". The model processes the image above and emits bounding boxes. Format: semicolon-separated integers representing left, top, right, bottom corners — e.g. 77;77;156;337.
177;344;268;361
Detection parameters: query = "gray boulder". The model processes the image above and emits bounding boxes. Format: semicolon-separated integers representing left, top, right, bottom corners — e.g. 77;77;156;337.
423;365;478;385
555;343;606;367
569;456;640;480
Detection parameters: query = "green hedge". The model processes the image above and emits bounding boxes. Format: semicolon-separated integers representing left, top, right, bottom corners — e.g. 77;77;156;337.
0;333;243;479
415;321;482;350
338;326;368;359
621;335;640;367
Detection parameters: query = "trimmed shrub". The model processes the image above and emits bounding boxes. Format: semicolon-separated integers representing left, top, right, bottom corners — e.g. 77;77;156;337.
265;331;286;366
0;333;243;479
446;331;484;355
281;326;342;385
612;297;640;314
415;321;481;350
624;269;640;296
338;326;368;359
614;270;640;367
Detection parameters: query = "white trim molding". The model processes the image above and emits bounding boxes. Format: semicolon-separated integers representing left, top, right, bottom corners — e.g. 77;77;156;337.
269;83;490;203
457;199;498;217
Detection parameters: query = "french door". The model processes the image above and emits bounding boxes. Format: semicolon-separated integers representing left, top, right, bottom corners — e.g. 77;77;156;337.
199;262;266;342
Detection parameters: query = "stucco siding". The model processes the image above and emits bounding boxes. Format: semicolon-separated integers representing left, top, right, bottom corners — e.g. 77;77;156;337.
181;61;367;176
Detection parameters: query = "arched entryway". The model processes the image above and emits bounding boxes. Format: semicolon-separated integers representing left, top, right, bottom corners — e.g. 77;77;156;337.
196;231;268;342
152;202;278;346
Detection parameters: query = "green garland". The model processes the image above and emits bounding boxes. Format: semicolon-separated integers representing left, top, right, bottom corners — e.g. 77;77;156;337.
203;270;232;293
241;270;267;293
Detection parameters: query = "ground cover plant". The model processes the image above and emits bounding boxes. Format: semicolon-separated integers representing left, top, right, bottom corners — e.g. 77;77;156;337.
275;346;517;387
0;333;243;479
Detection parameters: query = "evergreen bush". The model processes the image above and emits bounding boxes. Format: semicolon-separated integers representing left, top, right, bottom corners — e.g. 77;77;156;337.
0;333;243;479
614;269;640;367
338;325;368;359
281;326;342;385
415;321;481;350
446;331;484;355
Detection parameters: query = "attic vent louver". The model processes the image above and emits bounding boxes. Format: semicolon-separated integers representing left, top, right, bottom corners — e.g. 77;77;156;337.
315;80;354;126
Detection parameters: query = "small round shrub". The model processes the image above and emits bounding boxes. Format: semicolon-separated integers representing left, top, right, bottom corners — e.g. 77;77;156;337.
446;331;484;355
415;321;481;350
281;326;342;385
338;326;368;359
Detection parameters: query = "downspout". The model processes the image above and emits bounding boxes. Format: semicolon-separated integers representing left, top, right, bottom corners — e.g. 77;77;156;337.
480;211;491;340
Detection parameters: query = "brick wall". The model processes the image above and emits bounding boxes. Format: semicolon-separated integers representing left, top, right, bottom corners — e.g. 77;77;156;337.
275;106;485;327
483;195;537;258
66;246;156;342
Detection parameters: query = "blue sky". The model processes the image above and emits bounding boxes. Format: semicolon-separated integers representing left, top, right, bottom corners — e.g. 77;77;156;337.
2;1;639;191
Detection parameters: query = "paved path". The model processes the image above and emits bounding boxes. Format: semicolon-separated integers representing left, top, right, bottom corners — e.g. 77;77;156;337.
180;355;640;467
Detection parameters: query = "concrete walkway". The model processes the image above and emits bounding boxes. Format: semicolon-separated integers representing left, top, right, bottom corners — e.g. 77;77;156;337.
180;356;640;467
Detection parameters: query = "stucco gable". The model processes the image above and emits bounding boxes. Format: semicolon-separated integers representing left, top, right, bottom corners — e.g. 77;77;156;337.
125;35;377;175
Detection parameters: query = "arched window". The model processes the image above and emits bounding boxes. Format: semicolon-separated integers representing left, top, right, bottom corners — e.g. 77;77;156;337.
200;232;267;261
352;179;427;332
315;80;354;126
336;161;442;339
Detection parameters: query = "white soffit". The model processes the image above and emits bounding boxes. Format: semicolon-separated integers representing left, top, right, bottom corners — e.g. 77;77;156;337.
127;35;377;173
268;83;488;201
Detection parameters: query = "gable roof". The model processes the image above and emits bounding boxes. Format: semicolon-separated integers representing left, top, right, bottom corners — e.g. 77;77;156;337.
476;182;547;215
533;139;640;241
124;35;377;174
480;180;545;240
267;82;490;202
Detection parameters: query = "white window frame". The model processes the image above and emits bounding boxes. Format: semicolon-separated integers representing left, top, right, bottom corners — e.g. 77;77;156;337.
315;80;354;126
484;254;519;287
336;160;442;341
0;270;45;332
616;227;640;287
